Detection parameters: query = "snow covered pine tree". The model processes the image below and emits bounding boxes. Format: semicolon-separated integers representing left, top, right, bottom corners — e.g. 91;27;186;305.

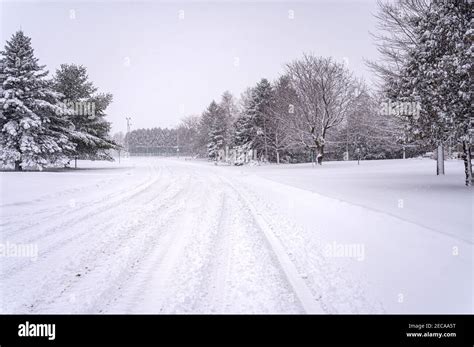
0;31;75;171
387;0;473;185
232;79;274;163
53;64;118;167
247;79;274;162
205;101;225;163
232;112;254;164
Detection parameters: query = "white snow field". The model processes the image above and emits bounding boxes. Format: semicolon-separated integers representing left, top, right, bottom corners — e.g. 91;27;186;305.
0;157;472;314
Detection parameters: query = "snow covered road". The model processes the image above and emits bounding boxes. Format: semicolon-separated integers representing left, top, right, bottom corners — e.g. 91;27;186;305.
0;159;314;313
0;158;472;313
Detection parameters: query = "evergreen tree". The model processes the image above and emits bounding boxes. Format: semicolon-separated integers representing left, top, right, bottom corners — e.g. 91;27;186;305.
232;88;254;148
233;114;254;148
53;64;118;163
248;79;274;161
198;102;215;155
208;121;225;161
0;31;75;171
233;80;274;161
388;0;473;184
202;101;225;161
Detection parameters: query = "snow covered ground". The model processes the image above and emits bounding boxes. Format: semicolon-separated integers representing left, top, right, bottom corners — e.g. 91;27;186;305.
0;157;472;313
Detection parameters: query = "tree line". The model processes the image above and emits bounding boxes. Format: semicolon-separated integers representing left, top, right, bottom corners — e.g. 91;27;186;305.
126;0;472;186
0;31;118;171
126;60;406;165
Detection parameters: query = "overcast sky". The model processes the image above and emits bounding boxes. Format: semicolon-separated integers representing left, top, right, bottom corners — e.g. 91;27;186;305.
1;0;380;133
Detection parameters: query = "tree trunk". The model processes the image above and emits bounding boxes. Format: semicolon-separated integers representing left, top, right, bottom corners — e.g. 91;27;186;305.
462;140;472;187
276;150;280;164
74;157;78;169
436;144;444;175
263;118;268;162
14;160;22;171
316;145;324;165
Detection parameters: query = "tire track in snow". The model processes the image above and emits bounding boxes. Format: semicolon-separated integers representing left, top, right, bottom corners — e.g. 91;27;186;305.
0;165;170;277
193;184;304;313
0;166;192;312
0;172;182;283
0;170;131;209
216;173;324;314
0;164;160;237
118;168;305;313
98;170;207;313
194;192;231;313
159;185;228;313
230;174;384;313
101;167;304;313
40;174;193;314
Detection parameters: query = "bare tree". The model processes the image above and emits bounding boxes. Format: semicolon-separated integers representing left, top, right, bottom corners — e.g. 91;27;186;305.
286;54;360;164
218;91;238;155
179;115;202;156
266;75;298;164
366;0;430;85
